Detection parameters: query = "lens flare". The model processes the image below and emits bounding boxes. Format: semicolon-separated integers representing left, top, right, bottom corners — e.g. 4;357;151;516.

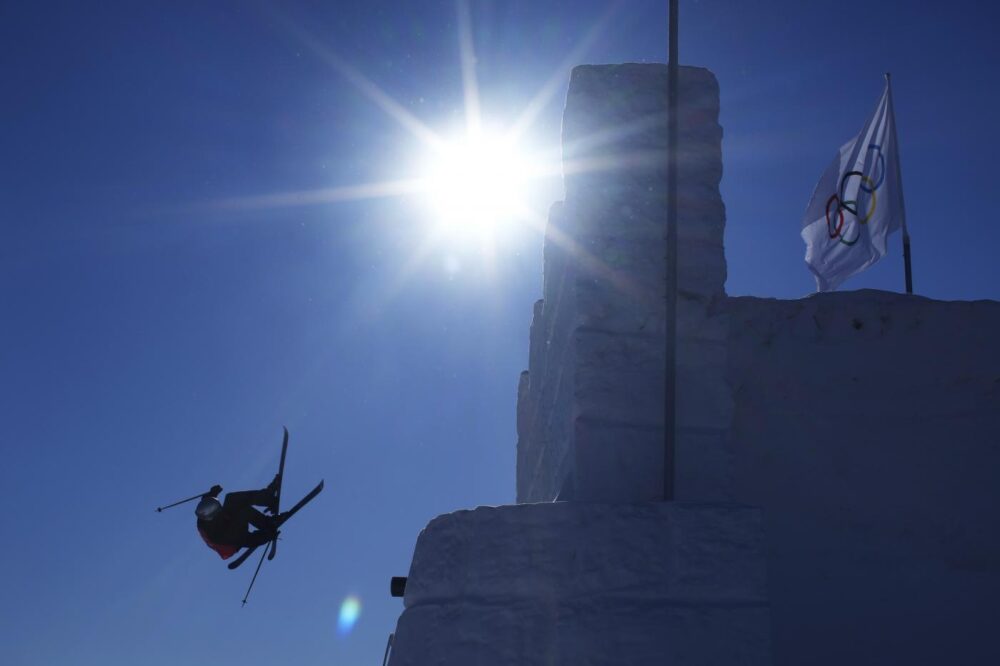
338;596;361;636
420;131;530;239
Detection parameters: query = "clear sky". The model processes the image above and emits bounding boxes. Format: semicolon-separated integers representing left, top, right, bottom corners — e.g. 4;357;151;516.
2;1;999;664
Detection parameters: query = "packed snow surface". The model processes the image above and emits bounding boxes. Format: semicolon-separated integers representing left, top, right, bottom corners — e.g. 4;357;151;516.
390;502;771;666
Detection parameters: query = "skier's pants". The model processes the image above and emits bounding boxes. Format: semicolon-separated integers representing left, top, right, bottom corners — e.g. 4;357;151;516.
223;489;275;547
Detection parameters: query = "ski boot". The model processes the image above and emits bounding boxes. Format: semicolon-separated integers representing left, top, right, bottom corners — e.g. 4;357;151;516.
264;474;281;514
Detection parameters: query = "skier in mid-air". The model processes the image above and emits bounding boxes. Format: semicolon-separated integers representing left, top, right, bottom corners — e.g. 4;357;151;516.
194;478;283;560
155;428;324;602
155;427;323;580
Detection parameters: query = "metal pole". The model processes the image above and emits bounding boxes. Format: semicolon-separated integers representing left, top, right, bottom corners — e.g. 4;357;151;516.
903;235;913;294
664;0;679;501
885;72;913;294
382;633;395;666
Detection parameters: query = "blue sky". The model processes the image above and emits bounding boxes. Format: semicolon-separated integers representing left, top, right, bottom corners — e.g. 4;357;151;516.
2;1;999;664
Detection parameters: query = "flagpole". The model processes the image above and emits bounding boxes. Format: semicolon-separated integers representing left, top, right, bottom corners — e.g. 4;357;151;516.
886;72;913;294
664;0;679;501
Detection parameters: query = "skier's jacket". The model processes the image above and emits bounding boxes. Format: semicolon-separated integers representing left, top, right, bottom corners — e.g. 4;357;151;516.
197;517;242;560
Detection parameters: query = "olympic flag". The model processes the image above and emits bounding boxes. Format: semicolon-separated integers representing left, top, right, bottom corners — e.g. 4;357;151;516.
801;78;909;291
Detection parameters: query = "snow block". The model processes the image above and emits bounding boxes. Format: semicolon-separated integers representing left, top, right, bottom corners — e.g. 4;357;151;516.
574;327;664;426
390;502;771;666
573;418;663;502
723;289;1000;665
674;427;733;502
516;64;731;502
676;339;734;430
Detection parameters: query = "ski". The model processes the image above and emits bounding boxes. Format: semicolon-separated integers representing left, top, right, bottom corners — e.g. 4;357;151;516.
226;480;324;570
268;427;289;560
275;480;324;527
228;543;261;570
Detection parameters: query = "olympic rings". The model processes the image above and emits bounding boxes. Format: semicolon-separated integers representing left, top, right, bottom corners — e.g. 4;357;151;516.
825;194;844;239
860;144;885;193
838;217;862;246
825;193;861;245
840;172;878;223
825;143;884;246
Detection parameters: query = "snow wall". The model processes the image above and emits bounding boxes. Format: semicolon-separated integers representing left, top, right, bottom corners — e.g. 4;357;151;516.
390;503;770;666
725;291;1000;665
513;64;1000;664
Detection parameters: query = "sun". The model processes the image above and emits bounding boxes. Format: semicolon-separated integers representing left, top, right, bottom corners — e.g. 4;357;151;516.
208;0;618;282
419;129;533;244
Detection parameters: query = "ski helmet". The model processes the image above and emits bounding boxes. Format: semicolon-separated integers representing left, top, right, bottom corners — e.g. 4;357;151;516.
195;496;222;521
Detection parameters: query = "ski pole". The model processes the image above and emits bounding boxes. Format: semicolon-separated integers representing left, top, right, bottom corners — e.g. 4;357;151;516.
241;546;269;606
155;491;208;513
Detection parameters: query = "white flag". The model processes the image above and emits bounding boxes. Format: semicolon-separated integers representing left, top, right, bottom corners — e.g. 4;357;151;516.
801;80;907;291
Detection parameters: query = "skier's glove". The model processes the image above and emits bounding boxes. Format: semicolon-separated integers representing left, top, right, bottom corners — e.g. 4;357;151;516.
208;484;223;497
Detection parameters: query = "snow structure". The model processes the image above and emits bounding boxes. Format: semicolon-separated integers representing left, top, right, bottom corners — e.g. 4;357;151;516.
724;292;1000;665
390;502;769;665
389;64;771;666
389;63;1000;665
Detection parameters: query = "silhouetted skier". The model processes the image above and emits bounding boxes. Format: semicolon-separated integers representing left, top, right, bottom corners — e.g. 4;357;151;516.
195;478;281;560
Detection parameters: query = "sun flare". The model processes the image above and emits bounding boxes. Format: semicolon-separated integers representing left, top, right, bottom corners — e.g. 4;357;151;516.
216;0;617;283
420;131;532;242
